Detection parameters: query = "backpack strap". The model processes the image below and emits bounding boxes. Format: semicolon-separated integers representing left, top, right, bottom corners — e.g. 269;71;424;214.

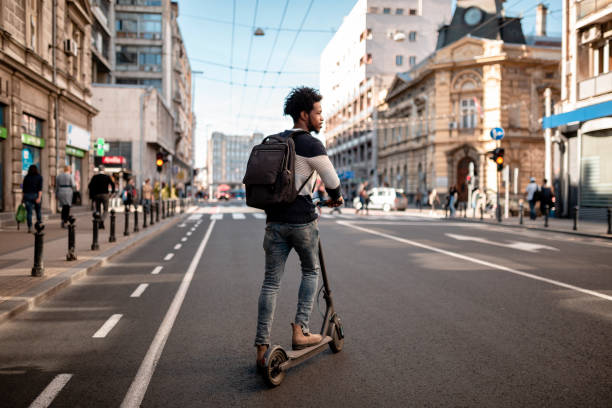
296;171;315;195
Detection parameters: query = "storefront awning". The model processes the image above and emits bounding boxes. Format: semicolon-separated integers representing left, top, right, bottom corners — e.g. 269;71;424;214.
542;100;612;130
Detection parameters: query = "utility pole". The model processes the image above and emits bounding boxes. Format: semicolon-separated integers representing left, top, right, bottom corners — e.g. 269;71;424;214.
544;88;552;185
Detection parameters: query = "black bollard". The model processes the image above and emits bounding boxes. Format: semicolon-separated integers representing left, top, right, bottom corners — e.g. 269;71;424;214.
91;212;100;250
66;216;77;261
161;200;165;219
607;208;611;234
463;203;467;218
519;203;524;225
124;206;130;236
150;202;155;226
134;205;139;233
480;204;484;220
143;204;148;229
573;205;579;231
544;204;549;228
445;204;449;218
109;209;117;242
31;222;45;277
156;201;160;222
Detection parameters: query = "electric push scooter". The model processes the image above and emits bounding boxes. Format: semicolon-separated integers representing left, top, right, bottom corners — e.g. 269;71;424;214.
262;201;345;387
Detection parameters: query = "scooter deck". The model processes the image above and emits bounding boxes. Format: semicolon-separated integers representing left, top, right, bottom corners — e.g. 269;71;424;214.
285;336;332;359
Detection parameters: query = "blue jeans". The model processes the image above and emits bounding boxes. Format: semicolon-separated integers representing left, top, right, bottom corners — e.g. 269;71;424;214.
255;220;320;346
529;199;537;220
23;193;42;228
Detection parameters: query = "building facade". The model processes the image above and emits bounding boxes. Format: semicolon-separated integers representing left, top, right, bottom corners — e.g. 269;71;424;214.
379;0;561;208
208;132;261;190
543;0;612;219
0;0;98;214
320;0;452;196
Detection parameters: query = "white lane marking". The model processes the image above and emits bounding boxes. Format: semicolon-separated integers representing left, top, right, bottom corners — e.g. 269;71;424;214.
130;284;149;298
445;233;560;253
120;220;216;408
151;266;163;275
29;374;73;408
174;244;182;250
186;232;192;236
181;237;188;242
320;214;334;219
178;223;187;228
252;213;266;219
187;214;203;221
163;253;174;261
210;214;223;220
338;221;612;302
93;314;123;338
232;213;246;219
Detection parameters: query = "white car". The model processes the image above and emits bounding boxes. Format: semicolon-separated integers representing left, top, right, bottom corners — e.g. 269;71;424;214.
353;187;397;212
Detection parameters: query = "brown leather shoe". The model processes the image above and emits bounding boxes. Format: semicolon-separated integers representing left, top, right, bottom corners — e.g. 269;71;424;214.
291;323;322;350
256;345;268;373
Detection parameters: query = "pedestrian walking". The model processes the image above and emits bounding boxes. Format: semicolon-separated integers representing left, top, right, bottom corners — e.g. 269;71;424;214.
429;189;439;215
525;177;539;220
88;165;115;229
121;178;138;211
415;191;423;212
22;164;43;233
539;178;554;218
253;86;343;372
356;181;370;215
56;165;74;228
142;178;153;214
448;185;458;217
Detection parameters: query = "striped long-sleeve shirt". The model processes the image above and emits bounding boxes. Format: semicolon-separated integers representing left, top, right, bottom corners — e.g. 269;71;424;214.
265;129;341;224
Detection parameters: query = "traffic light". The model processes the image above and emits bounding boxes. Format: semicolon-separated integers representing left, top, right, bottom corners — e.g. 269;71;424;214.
491;148;505;172
156;153;164;173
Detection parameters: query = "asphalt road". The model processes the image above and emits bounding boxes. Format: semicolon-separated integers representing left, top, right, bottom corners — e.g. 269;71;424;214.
1;202;611;407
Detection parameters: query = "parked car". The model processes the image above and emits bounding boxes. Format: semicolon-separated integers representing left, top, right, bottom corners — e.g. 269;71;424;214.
352;187;398;211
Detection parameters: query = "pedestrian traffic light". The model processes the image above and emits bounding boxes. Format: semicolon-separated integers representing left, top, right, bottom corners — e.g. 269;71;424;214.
156;153;164;173
491;148;505;171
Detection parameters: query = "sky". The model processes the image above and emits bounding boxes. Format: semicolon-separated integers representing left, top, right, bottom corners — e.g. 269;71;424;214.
177;0;563;168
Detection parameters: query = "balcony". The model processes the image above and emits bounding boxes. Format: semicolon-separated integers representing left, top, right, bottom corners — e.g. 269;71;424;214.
579;71;612;99
578;0;612;20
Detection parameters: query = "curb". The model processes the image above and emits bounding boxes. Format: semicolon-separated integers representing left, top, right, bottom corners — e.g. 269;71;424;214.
445;216;612;241
0;208;193;325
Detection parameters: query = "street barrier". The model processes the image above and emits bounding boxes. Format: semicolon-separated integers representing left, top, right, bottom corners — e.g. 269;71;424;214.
124;206;130;236
544;204;549;228
161;200;165;219
143;204;148;229
91;212;100;250
109;209;117;242
156;201;160;222
31;222;45;277
608;208;611;234
134;206;139;233
150;202;155;226
66;216;77;261
573;206;579;231
480;204;484;220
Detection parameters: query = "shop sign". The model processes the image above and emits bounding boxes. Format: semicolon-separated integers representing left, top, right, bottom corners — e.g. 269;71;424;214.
101;156;126;165
0;126;6;139
66;146;85;158
67;123;91;150
22;133;45;148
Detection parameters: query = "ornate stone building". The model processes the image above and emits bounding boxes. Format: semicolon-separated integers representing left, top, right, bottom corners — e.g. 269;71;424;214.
0;0;98;213
378;0;561;208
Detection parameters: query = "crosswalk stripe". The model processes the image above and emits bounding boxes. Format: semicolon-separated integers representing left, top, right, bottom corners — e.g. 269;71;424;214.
252;213;266;219
232;213;246;219
210;214;223;220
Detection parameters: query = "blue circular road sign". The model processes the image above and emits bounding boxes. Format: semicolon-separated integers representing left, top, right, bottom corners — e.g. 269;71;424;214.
490;127;504;140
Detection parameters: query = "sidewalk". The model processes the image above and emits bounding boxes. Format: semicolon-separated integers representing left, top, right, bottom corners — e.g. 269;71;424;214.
0;203;192;324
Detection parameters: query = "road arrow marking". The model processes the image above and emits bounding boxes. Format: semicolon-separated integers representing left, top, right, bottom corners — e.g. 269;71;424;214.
445;233;559;253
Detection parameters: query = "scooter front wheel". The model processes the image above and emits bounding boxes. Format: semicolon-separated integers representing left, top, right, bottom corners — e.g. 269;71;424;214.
329;314;344;353
263;346;287;387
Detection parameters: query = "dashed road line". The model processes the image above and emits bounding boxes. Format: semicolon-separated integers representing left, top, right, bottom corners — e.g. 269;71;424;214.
151;266;163;275
181;237;187;242
130;284;149;298
232;213;246;219
186;232;192;236
164;253;174;261
29;373;73;408
174;244;182;250
93;314;123;338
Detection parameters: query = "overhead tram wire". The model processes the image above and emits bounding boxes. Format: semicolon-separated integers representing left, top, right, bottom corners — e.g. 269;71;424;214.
229;0;236;130
189;57;318;75
245;0;290;132
200;75;293;89
238;0;260;123
180;13;335;33
252;0;315;132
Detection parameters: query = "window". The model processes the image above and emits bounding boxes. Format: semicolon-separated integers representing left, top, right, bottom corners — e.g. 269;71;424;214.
461;99;476;129
21;113;43;137
368;6;378;13
409;31;417;42
116;78;162;93
116;45;162;72
28;0;40;51
409;56;416;66
117;0;162;5
116;13;162;39
396;8;404;15
409;9;417;15
383;8;391;14
108;142;133;170
395;55;403;66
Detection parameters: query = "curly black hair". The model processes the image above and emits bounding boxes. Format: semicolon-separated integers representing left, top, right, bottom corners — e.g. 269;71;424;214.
283;86;322;123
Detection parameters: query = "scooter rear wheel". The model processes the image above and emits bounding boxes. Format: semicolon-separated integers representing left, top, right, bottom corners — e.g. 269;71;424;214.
329;315;344;353
263;346;287;387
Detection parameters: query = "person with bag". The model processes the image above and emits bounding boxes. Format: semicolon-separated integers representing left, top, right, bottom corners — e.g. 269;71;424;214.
22;164;43;233
56;165;74;228
121;178;138;211
539;178;554;218
88;166;115;229
246;86;343;372
525;177;539;220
